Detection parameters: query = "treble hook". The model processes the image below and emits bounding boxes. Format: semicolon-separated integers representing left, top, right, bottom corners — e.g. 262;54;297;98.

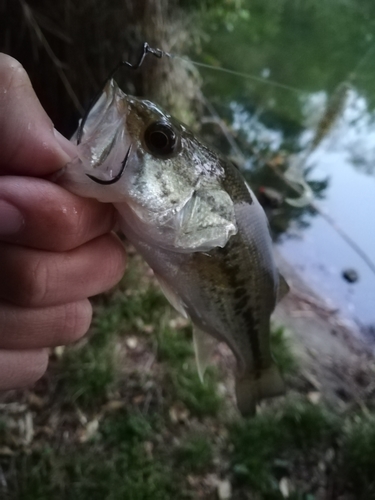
76;42;165;144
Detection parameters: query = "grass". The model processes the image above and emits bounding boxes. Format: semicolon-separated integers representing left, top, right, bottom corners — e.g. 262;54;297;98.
117;287;169;331
93;285;168;336
157;326;193;365
174;434;213;472
55;249;224;419
229;400;375;499
230;397;341;496
341;414;375;499
58;266;170;407
168;363;222;417
154;306;223;417
59;326;117;407
7;409;175;500
271;325;298;375
2;255;375;499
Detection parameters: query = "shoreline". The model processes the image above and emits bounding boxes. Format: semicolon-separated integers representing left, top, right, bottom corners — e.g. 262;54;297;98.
273;249;375;409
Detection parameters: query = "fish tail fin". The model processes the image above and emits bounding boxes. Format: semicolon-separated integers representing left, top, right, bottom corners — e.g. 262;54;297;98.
235;364;285;417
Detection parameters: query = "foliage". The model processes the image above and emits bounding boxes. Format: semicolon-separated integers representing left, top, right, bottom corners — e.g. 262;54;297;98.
8;410;175;500
59;328;117;407
157;326;193;365
230;397;340;495
1;243;375;499
174;434;213;472
341;414;375;499
271;325;297;375
168;363;222;417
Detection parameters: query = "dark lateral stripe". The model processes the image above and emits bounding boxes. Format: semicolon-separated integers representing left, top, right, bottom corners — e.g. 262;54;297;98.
218;244;262;375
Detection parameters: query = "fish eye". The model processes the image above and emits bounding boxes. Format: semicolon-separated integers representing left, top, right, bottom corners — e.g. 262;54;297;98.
144;121;178;157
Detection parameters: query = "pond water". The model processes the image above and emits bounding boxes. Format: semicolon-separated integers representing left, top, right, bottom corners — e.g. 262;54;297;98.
194;0;375;335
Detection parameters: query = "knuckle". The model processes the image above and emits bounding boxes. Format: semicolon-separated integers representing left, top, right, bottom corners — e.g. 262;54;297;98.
58;206;83;242
106;235;127;281
93;239;126;292
61;300;92;343
28;350;49;384
0;54;26;83
16;256;51;307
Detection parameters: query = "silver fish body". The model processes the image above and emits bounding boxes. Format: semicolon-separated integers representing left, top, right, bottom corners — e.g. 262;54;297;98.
60;80;288;415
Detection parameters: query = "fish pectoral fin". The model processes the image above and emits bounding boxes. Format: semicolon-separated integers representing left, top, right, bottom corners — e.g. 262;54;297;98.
193;327;218;383
174;188;237;252
277;273;289;303
154;274;188;319
235;364;285;416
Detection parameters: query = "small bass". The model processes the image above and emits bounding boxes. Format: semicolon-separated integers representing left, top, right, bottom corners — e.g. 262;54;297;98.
60;80;288;416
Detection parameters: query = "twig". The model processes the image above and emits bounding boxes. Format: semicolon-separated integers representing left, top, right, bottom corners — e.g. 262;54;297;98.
19;0;83;114
269;164;375;277
200;95;247;163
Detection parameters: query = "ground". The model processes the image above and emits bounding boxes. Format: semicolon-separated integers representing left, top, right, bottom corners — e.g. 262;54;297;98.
0;244;374;500
274;251;375;410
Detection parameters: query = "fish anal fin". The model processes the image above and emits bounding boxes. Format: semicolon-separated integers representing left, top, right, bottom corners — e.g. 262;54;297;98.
154;274;188;319
193;327;217;383
277;273;289;303
235;363;285;417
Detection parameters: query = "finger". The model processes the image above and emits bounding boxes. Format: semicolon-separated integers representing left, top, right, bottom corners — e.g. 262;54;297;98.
0;349;48;390
0;299;92;349
0;176;116;251
0;53;77;176
0;233;126;307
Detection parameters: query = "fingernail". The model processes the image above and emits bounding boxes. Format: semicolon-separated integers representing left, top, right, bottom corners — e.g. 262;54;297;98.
53;128;78;160
0;200;24;235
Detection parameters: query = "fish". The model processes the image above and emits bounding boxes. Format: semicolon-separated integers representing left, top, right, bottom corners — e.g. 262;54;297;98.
59;79;289;416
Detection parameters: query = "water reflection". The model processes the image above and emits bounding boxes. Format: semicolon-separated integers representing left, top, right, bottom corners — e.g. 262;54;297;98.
195;1;375;333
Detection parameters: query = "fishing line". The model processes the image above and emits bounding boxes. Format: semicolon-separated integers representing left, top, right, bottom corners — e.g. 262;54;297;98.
348;39;375;81
166;53;306;95
77;42;375;278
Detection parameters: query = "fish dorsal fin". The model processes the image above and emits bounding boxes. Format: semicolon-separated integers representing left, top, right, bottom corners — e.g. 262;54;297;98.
154;274;188;319
193;327;217;382
277;273;289;303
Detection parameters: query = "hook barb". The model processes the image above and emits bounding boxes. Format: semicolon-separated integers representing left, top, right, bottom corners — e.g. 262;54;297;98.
85;145;131;185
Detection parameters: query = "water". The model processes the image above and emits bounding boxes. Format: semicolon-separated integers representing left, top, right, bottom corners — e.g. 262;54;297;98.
195;0;375;332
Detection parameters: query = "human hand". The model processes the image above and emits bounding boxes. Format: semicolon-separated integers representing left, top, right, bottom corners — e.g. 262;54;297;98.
0;54;126;390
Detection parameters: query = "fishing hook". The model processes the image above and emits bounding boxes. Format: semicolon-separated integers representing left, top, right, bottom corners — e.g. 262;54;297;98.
86;145;131;185
77;42;165;144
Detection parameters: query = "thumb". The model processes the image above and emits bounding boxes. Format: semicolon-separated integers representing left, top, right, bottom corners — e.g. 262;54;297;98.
0;53;77;176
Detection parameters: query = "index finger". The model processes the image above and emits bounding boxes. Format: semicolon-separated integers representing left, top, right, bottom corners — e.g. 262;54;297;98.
0;176;116;251
0;53;76;176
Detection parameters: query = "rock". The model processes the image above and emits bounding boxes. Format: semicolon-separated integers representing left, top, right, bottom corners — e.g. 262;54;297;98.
279;477;291;498
217;479;232;500
79;418;99;443
307;391;321;404
126;336;138;349
342;268;359;283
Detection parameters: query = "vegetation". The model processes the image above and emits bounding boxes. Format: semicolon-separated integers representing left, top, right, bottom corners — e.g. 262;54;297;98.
0;252;374;499
13;413;175;500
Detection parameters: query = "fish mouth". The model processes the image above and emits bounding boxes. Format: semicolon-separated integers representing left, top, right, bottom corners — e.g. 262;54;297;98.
86;145;131;185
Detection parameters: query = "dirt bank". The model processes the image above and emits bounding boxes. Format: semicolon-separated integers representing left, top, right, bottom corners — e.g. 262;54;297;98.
274;250;375;410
